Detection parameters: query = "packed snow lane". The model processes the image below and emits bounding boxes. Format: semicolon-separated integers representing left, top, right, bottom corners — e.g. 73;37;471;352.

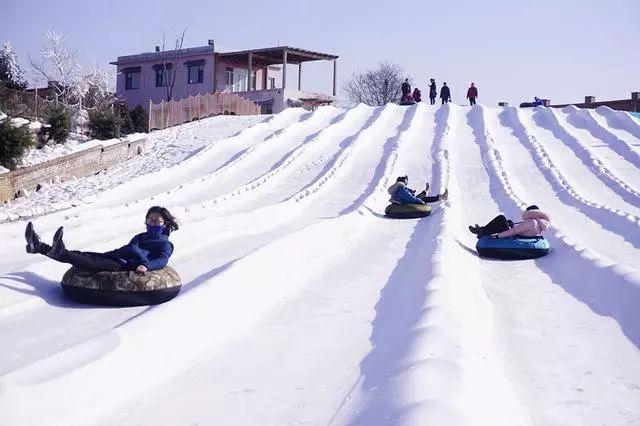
0;104;639;426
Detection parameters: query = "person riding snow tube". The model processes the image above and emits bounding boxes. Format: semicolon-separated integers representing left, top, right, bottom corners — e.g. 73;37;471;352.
469;205;551;259
61;266;182;306
399;93;416;106
24;206;182;306
475;235;550;260
385;176;447;219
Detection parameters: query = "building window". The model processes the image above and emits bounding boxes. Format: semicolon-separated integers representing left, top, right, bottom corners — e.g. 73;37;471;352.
155;67;172;87
225;67;233;86
269;77;276;89
188;64;204;84
125;71;140;90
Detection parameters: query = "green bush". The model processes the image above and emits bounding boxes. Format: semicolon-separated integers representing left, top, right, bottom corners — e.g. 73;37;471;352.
40;104;70;144
120;104;148;135
0;119;34;170
130;104;148;133
88;108;121;140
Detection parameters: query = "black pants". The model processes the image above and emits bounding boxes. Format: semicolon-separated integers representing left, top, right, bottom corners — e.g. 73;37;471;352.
469;98;476;106
478;215;511;237
38;244;123;271
416;191;440;203
430;97;436;105
441;98;449;105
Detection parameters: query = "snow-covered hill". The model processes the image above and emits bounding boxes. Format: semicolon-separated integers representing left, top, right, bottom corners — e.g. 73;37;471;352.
0;104;639;426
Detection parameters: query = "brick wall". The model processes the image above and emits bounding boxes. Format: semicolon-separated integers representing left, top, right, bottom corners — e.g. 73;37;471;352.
0;138;147;203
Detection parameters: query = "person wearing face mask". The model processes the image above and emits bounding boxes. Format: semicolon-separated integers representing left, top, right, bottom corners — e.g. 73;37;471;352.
24;206;179;274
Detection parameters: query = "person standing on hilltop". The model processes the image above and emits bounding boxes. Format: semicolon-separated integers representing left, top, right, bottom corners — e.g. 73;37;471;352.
467;82;478;106
440;82;451;104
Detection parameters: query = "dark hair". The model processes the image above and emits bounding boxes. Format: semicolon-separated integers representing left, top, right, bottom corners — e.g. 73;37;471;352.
526;205;539;211
146;206;179;234
396;175;408;183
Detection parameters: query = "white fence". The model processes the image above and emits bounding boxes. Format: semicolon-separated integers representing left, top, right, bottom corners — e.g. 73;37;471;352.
148;92;261;131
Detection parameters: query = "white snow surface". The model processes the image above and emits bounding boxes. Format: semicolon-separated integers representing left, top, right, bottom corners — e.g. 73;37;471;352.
0;104;639;426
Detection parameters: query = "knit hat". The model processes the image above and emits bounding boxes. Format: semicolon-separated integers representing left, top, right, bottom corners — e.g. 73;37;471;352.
526;205;539;211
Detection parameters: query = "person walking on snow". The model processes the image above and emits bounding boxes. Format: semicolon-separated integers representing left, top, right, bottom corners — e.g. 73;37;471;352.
412;87;422;102
401;79;411;101
467;82;478;106
388;175;448;205
468;205;550;239
429;78;437;105
440;82;451;104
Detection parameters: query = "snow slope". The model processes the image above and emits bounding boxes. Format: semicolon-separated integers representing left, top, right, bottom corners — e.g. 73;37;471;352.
0;104;639;426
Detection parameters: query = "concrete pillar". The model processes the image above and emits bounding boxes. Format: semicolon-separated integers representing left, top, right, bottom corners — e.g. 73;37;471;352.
263;67;268;90
248;52;253;91
332;60;337;96
585;96;596;104
282;50;287;90
498;102;509;107
298;63;302;91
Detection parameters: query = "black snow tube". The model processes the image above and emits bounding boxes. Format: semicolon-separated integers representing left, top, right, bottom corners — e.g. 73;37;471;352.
61;266;182;306
399;100;416;106
476;235;550;260
384;203;432;219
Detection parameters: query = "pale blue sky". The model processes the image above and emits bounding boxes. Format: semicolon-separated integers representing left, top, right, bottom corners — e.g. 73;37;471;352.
3;0;639;106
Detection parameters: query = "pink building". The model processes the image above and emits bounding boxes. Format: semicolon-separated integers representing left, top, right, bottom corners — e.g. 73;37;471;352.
110;41;338;114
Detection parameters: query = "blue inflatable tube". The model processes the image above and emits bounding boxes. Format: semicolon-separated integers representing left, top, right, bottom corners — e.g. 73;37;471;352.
476;235;550;260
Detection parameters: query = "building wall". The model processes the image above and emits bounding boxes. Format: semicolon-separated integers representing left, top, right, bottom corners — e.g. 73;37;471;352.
550;92;640;112
0;138;147;204
116;53;215;110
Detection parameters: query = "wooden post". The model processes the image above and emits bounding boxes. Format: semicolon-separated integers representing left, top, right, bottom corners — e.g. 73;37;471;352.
298;63;302;90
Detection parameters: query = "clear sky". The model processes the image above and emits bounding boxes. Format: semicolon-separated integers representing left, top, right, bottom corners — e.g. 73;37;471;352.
3;0;639;106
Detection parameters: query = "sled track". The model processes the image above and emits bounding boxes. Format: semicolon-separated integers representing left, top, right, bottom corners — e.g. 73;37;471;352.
1;104;639;426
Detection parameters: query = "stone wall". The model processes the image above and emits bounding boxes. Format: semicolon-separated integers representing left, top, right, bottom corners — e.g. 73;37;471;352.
0;138;147;203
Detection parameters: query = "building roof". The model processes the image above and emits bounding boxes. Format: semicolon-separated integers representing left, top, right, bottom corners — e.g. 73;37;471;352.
110;45;215;66
218;46;338;65
110;45;338;67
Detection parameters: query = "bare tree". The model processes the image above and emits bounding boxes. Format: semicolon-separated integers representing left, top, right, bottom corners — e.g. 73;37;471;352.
343;62;409;106
159;29;187;102
29;31;83;105
28;31;114;111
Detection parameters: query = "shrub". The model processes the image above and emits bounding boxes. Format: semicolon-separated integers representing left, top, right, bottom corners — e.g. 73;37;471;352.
120;104;148;135
40;104;70;144
88;107;121;140
0;119;34;170
130;104;148;133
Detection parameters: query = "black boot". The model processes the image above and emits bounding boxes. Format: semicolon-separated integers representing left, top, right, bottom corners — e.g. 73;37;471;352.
468;224;484;236
47;227;65;259
25;222;42;254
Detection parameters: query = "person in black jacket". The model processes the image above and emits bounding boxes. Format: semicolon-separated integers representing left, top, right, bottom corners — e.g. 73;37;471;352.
401;79;411;100
440;82;451;104
429;78;437;105
24;206;179;273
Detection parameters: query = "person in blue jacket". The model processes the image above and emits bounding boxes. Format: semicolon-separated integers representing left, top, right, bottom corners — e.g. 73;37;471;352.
24;206;178;273
388;175;448;205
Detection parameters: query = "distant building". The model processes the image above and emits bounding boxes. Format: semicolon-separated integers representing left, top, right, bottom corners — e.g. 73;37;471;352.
550;91;640;112
110;40;338;114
